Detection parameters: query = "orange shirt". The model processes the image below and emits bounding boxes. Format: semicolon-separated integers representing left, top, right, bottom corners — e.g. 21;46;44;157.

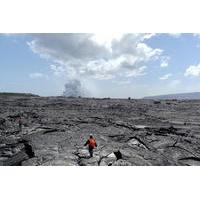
87;138;97;148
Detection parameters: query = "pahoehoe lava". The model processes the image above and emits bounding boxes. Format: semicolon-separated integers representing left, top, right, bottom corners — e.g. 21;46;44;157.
1;94;200;166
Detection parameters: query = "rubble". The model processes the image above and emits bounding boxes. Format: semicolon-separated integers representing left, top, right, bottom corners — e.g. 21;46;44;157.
1;95;200;166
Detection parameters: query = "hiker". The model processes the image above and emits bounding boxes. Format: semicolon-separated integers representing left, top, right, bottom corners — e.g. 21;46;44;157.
17;117;23;132
84;134;97;157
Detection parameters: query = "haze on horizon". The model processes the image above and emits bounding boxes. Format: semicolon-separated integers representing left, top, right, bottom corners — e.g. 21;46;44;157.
1;33;200;98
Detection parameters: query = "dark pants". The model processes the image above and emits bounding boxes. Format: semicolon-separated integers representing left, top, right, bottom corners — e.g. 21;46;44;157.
89;146;94;157
19;124;22;132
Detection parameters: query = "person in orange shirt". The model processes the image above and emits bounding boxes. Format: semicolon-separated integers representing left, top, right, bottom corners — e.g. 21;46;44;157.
84;134;97;157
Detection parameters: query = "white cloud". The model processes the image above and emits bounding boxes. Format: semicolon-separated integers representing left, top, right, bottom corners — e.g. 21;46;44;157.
50;65;67;76
169;79;181;87
159;73;172;80
112;80;131;85
193;33;200;38
29;72;48;79
160;56;170;68
27;33;163;81
125;66;147;77
184;64;200;77
91;33;123;50
167;33;182;38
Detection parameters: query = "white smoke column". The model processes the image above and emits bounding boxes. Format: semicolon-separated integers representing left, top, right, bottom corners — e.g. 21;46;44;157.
63;79;83;97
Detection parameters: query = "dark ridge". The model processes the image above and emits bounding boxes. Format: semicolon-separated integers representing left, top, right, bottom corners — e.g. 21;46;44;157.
20;140;35;158
0;92;39;97
114;150;122;160
179;157;200;162
143;92;200;100
3;140;35;166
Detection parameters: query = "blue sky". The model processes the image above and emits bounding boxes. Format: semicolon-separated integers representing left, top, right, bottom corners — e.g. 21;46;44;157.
1;33;200;98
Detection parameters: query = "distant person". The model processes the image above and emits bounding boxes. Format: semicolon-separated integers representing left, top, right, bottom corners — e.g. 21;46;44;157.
17;117;23;132
84;134;97;157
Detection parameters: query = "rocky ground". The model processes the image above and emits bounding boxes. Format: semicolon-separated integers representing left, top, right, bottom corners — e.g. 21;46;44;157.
1;95;200;166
